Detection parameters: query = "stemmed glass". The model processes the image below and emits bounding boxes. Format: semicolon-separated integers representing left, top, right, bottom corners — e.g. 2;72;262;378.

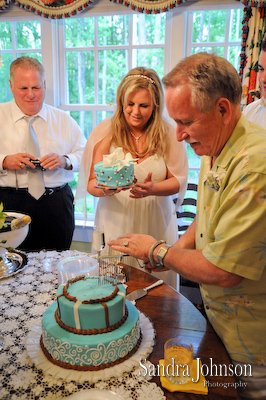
92;226;105;261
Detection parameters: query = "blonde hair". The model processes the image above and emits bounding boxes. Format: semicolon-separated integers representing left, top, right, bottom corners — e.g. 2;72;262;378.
110;67;169;157
10;56;45;84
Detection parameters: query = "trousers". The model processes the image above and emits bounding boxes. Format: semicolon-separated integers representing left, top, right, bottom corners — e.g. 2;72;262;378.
0;184;74;251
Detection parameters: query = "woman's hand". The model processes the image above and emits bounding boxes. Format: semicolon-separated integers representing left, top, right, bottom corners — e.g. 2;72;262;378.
129;172;154;198
100;186;123;196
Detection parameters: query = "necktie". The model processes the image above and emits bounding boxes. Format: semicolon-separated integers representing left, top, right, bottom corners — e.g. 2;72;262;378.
25;116;45;200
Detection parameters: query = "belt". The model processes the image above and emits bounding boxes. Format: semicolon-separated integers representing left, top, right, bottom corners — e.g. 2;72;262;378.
0;184;67;196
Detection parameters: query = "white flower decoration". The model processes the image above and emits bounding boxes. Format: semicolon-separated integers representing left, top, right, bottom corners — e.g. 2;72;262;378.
103;147;134;171
205;171;225;192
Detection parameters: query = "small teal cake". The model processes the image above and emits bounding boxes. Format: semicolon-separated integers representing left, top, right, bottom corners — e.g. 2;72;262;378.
40;276;141;370
94;161;134;187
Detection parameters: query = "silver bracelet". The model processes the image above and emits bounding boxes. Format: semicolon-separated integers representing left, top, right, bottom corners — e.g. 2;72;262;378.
149;240;165;268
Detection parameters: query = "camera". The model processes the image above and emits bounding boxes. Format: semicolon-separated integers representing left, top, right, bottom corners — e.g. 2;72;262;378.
29;159;45;171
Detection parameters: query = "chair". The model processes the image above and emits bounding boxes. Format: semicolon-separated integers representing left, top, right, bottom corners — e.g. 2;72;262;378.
176;183;204;313
176;183;197;233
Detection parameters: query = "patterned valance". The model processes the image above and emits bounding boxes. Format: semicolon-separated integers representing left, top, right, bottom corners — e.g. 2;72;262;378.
109;0;188;13
0;0;187;18
0;0;94;18
235;0;266;6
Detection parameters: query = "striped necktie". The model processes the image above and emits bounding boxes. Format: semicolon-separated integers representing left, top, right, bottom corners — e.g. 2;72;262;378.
25;116;45;200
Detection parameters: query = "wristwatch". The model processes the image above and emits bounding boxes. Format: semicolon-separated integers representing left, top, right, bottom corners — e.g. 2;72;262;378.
64;156;72;170
156;244;172;267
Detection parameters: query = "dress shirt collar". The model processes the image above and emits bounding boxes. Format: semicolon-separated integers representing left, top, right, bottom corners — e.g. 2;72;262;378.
11;99;47;123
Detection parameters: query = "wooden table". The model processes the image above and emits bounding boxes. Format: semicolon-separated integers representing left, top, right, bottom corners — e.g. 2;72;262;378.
125;265;241;400
0;250;241;399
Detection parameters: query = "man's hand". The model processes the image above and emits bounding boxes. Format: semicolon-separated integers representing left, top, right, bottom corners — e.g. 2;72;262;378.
108;233;156;263
3;153;37;170
39;153;66;170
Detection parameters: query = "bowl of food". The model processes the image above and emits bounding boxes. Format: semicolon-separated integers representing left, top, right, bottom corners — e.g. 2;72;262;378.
0;211;31;259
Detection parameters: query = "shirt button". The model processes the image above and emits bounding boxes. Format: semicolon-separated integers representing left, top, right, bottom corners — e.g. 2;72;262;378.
206;305;209;309
200;233;203;238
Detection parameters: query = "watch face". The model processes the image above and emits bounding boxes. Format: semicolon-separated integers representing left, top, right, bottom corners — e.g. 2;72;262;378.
157;245;171;266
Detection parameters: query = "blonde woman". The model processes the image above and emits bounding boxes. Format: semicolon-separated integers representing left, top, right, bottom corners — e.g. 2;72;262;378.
76;67;188;288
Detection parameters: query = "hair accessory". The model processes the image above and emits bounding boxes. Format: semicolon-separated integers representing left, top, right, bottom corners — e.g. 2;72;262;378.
124;74;155;85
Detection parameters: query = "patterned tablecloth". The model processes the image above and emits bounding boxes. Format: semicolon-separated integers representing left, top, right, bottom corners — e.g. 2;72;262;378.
0;250;166;400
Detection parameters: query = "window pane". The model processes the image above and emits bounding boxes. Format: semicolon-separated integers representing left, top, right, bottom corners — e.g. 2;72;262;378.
66;51;95;104
188;169;200;185
65;18;94;48
0;22;12;50
96;110;113;125
132;48;164;78
187;145;201;170
191;46;224;57
16;52;42;60
229;9;242;42
70;110;93;140
98;49;128;104
133;14;165;45
228;45;241;70
15;21;41;49
0;53;13;102
192;10;226;43
98;16;129;46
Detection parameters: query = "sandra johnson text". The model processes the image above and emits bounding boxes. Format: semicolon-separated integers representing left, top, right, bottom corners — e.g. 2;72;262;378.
139;358;252;382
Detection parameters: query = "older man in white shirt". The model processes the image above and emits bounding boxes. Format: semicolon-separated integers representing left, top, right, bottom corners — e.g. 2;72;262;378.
0;56;86;251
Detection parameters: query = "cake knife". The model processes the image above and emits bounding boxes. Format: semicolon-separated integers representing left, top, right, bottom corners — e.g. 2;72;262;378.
126;279;164;301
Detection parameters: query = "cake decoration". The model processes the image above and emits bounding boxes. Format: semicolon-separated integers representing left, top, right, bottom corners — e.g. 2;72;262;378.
95;147;135;187
40;275;141;370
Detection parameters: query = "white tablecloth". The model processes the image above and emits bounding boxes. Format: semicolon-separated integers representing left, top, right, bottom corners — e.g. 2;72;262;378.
0;250;166;400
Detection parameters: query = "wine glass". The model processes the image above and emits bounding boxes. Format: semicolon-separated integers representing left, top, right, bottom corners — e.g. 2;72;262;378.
92;226;105;261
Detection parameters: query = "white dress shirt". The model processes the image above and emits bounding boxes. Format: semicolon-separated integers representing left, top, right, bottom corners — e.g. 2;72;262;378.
0;100;86;188
243;98;266;129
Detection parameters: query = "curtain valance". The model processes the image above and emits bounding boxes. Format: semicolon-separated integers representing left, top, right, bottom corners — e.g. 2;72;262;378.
235;0;266;6
0;0;187;19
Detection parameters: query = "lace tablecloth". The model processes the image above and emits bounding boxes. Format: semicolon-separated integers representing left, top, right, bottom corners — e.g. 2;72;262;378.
0;250;166;400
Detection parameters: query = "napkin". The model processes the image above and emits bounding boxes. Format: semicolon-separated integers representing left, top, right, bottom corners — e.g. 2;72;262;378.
159;359;208;395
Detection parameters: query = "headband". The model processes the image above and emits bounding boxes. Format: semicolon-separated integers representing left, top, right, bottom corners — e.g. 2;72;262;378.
124;74;155;85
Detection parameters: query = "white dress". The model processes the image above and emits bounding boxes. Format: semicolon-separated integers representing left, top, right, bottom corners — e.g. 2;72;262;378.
95;154;179;287
75;117;188;289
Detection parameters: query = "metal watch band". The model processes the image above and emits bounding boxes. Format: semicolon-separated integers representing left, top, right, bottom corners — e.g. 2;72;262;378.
157;244;172;267
148;240;165;269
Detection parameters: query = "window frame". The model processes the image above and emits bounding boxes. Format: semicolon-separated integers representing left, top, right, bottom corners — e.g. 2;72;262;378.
0;0;244;241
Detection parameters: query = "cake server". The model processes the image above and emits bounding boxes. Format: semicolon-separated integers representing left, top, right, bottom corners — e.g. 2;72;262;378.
126;279;164;301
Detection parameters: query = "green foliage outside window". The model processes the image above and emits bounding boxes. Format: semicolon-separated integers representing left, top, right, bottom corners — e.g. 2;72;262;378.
65;18;94;47
98;16;129;46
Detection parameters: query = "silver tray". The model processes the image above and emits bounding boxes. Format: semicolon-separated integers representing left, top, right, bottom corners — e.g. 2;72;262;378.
0;249;28;281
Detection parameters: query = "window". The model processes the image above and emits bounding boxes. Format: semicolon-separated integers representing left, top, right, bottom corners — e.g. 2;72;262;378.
57;13;168;218
0;20;42;103
0;3;243;232
0;12;169;223
185;8;242;186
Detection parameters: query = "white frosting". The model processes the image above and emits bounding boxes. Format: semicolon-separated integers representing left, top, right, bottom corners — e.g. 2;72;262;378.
73;300;82;329
103;147;134;171
118;291;126;314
